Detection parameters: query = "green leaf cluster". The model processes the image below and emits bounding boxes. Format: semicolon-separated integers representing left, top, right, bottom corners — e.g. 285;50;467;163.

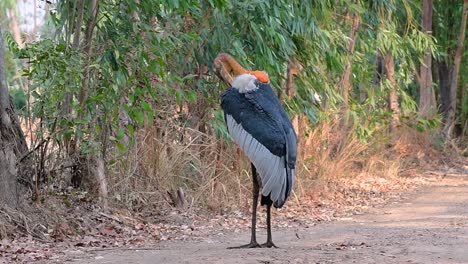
11;0;459;156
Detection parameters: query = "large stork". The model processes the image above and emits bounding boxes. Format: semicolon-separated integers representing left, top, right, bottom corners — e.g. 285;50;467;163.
215;54;298;248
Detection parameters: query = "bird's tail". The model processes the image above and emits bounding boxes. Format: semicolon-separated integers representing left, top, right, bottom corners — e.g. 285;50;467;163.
273;167;294;208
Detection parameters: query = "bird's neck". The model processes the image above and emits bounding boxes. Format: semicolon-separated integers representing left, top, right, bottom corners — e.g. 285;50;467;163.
232;74;259;93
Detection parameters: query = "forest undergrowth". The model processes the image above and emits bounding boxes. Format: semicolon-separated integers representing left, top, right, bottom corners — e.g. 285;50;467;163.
1;116;465;263
1;1;467;262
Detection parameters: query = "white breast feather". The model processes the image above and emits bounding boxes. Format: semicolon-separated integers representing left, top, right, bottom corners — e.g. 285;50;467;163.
231;74;258;93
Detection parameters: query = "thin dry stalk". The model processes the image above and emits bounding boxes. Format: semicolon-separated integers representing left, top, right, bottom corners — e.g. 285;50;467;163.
109;120;252;212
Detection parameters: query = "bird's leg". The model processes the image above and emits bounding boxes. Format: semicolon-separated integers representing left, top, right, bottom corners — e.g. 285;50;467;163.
261;204;278;248
228;163;261;249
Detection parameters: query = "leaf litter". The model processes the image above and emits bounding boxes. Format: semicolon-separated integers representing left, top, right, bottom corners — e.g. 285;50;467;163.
0;173;449;263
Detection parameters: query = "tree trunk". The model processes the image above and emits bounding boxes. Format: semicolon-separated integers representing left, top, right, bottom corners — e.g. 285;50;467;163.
95;153;108;209
334;9;360;154
285;59;302;98
384;53;400;131
65;0;86;111
0;144;19;208
438;60;451;118
31;0;39;39
444;0;468;138
0;28;28;209
462;76;467;135
8;8;24;49
77;0;98;110
340;11;360;110
285;59;302;135
438;1;455;122
71;0;109;206
372;52;384;87
72;0;85;50
63;0;85;155
419;0;436;118
364;51;384;102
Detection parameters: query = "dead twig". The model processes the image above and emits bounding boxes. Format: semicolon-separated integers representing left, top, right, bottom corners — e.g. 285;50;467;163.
0;207;51;242
86;247;162;252
98;212;123;224
17;136;50;163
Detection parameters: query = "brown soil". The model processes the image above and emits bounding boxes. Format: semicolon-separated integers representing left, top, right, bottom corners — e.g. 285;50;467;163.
63;173;468;264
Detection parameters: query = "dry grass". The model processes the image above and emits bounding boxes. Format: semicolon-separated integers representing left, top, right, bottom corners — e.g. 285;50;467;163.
290;118;451;206
294;118;380;198
107;120;254;213
105;114;444;215
18;106;449;218
14;101;451;223
2;109;456;247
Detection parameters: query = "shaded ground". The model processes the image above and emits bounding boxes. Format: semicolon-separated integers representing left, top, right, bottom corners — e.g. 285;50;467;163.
65;173;468;264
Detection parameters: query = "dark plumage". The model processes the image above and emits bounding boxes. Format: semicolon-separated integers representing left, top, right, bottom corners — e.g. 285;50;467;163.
221;74;297;248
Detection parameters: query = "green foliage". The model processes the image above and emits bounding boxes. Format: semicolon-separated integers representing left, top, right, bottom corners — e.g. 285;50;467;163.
432;0;468;134
11;0;457;159
9;87;26;113
17;39;82;139
2;32;20;85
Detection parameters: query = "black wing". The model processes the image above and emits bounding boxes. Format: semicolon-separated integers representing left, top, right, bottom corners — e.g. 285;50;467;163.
221;82;297;208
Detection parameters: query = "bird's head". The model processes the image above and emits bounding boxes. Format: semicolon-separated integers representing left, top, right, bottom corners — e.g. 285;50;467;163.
213;53;270;86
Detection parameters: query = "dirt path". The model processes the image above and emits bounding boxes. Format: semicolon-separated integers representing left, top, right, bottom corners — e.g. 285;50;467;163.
69;174;468;264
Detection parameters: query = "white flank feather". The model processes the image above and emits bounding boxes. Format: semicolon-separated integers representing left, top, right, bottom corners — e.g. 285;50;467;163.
226;114;288;206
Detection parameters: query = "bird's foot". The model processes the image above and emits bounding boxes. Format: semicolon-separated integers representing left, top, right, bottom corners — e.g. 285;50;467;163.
261;241;278;248
227;241;261;249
